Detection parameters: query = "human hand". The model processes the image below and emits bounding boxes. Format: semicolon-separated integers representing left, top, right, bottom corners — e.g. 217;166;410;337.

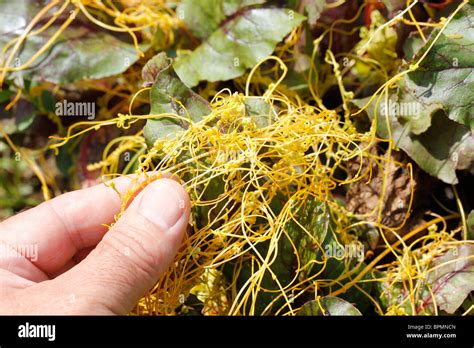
0;177;190;314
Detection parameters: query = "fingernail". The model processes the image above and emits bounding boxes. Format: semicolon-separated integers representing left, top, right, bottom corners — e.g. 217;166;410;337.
138;179;187;230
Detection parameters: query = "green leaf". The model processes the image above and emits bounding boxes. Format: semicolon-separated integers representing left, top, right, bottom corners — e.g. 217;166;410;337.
300;0;326;27
16;111;35;132
376;274;413;314
353;97;474;184
174;8;305;87
393;80;440;135
0;0;38;37
243;97;275;128
467;210;474;240
401;4;474;130
0;99;36;134
142;53;211;146
0;2;146;84
0;90;14;103
323;257;373;313
177;0;225;40
402;31;425;62
225;198;333;314
423;245;474;314
283;199;332;281
221;0;266;16
177;0;266;40
21;28;145;84
297;297;362;316
389;110;473;184
56;141;76;178
352;6;474;184
380;0;406;13
40;90;56;113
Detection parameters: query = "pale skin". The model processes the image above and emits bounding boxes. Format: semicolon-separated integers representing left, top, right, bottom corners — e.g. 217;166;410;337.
0;177;190;314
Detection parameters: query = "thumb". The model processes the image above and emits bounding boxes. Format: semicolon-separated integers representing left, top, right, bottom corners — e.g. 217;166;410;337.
56;178;190;314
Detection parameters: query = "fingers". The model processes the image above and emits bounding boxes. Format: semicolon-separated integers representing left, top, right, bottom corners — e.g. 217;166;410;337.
51;178;190;314
0;175;146;278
